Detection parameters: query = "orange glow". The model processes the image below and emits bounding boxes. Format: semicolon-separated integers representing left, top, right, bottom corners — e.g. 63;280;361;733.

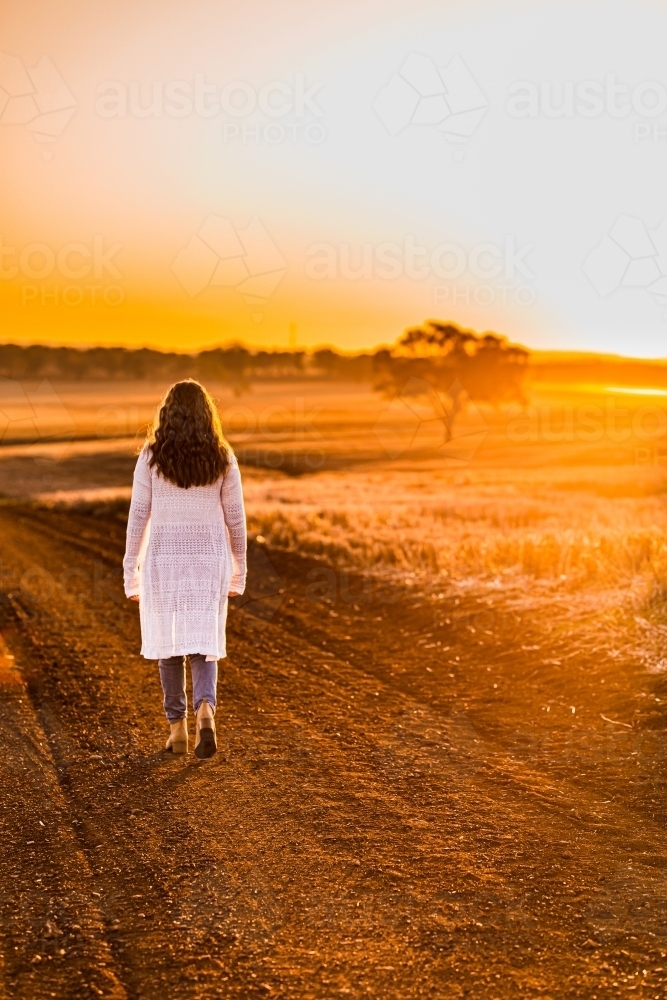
2;0;667;356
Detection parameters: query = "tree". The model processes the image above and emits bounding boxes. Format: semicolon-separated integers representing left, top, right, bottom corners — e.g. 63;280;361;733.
197;345;251;395
373;320;529;440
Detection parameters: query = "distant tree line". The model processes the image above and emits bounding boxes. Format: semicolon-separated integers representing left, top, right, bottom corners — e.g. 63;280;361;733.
0;343;376;387
0;326;532;420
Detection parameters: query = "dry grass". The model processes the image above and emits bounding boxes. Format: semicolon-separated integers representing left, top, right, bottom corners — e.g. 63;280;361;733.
243;461;667;670
245;465;667;591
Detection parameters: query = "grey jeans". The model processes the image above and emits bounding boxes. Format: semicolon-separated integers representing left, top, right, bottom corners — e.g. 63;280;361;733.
158;654;217;722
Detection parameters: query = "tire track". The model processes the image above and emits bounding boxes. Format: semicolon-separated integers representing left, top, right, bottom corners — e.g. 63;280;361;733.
0;607;128;1000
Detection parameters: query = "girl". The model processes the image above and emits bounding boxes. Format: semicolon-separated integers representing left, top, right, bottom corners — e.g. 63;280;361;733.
123;379;246;759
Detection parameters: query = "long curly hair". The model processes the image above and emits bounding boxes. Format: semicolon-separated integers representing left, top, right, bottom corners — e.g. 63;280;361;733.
146;380;230;488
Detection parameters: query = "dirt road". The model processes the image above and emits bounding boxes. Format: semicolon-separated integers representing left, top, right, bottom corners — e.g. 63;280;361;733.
0;501;666;999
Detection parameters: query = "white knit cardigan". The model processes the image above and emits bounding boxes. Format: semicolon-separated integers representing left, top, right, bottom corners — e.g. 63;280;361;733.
123;447;247;660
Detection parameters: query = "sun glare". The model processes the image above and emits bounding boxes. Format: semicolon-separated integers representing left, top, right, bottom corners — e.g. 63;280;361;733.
606;386;667;396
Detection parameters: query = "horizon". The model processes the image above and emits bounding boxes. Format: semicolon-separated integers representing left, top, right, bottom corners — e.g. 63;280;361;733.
2;336;667;366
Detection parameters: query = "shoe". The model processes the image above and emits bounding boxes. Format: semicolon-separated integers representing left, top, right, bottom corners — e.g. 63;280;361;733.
195;699;216;759
165;718;188;754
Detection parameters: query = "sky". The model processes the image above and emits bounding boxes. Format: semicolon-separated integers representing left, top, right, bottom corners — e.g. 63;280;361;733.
2;0;667;356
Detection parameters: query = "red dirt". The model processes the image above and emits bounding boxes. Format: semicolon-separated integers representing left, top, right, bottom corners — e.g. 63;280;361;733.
0;501;666;999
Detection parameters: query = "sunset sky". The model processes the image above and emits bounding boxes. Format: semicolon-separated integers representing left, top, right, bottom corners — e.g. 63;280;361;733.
2;0;667;355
